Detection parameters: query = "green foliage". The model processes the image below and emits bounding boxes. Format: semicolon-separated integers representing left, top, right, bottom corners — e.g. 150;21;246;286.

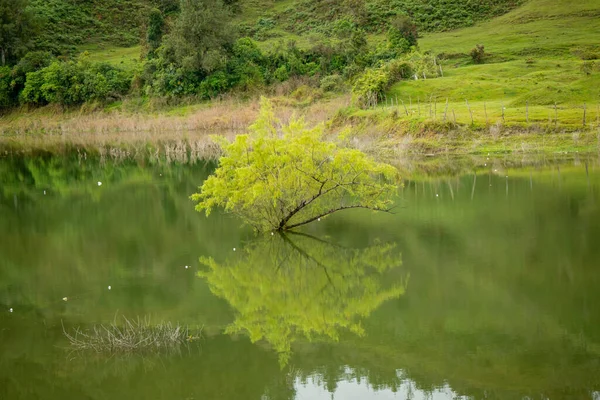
0;0;38;66
0;65;12;107
352;67;390;108
28;0;152;54
160;0;234;74
191;98;399;231
279;0;522;36
387;14;418;53
146;8;164;59
20;56;131;106
199;233;406;365
320;74;344;92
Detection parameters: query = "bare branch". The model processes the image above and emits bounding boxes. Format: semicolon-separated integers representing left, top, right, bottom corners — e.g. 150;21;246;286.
284;205;394;231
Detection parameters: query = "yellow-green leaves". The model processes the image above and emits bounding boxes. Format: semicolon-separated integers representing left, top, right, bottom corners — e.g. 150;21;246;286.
191;97;400;231
198;233;406;366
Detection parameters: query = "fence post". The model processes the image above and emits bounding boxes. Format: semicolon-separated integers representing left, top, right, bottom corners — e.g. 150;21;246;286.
466;99;473;125
400;99;408;116
444;98;449;122
583;103;587;127
501;104;505;124
484;102;488;126
429;95;433;118
452;109;457;125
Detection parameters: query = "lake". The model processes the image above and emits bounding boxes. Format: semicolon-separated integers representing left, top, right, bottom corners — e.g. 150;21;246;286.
1;149;599;399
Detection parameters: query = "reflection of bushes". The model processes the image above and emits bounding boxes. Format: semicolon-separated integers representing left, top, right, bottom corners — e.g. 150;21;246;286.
199;233;406;365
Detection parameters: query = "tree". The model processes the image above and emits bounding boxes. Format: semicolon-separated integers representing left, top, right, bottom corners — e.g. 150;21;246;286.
146;8;164;59
388;15;418;53
160;0;233;74
199;233;406;365
191;98;400;232
0;0;37;66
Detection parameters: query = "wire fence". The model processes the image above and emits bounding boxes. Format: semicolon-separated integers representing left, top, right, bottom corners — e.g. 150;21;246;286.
373;96;600;130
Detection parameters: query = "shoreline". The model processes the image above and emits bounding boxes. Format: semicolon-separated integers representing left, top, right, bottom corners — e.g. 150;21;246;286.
1;95;599;158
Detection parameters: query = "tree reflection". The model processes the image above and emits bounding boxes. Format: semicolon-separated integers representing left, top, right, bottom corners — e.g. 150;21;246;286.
199;232;407;365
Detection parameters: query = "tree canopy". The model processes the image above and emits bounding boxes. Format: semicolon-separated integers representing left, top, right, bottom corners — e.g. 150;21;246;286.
160;0;234;74
0;0;37;66
191;98;400;231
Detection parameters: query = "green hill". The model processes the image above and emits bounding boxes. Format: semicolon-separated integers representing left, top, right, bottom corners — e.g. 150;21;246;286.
27;0;156;54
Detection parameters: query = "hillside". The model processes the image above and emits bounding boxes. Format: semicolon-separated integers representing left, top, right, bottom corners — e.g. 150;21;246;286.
381;0;600;129
27;0;156;54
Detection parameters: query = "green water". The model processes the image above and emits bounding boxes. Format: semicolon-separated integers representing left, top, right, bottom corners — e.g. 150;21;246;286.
1;151;600;399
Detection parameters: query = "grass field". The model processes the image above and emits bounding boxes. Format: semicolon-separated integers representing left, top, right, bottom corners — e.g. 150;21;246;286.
380;0;600;129
80;45;142;71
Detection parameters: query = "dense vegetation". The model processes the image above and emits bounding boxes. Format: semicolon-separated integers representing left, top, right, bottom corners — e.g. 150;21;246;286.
0;0;524;111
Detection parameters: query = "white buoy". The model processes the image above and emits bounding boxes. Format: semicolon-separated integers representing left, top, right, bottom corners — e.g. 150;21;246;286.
185;265;189;269
44;190;46;195
9;308;13;313
97;181;102;186
318;218;321;222
233;248;236;251
62;297;68;301
108;285;111;290
436;194;439;197
271;232;274;236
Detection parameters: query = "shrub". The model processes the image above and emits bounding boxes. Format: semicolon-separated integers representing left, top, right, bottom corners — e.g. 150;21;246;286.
320;74;344;92
352;67;390;108
470;44;485;64
20;58;131;106
387;60;413;82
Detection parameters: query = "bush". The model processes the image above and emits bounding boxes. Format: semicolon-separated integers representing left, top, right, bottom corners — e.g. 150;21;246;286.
387;60;413;82
320;74;344;92
352;67;390;108
20;57;132;106
470;44;485;64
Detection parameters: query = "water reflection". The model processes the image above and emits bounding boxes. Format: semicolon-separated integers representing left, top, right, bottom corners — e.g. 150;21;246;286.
199;232;407;365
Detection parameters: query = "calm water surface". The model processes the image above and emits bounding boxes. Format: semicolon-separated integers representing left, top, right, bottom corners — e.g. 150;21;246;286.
1;151;599;399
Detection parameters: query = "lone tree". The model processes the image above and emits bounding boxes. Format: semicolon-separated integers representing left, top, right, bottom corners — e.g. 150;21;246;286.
191;98;400;232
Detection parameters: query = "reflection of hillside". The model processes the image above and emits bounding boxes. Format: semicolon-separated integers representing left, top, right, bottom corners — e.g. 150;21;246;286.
199;233;406;365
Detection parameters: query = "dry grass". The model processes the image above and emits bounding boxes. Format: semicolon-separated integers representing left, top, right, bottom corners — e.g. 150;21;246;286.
63;316;200;354
0;95;350;156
